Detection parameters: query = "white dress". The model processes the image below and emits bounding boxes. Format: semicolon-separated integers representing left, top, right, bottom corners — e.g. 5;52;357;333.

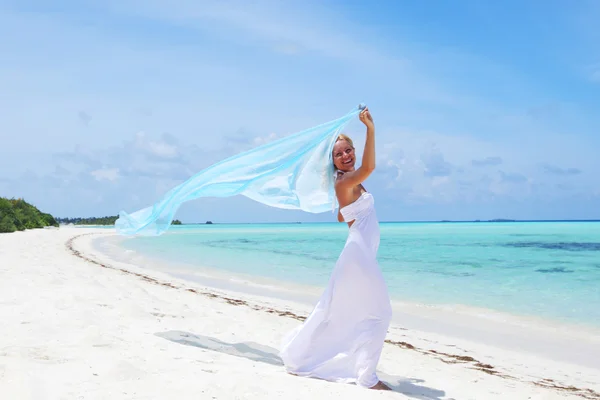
279;192;392;388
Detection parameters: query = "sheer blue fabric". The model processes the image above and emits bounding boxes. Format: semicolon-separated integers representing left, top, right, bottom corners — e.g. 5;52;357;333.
115;104;365;236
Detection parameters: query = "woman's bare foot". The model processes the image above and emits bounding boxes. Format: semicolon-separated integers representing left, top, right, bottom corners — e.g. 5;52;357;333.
370;381;392;390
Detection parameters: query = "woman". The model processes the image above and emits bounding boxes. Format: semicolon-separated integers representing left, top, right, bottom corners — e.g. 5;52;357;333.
280;107;393;390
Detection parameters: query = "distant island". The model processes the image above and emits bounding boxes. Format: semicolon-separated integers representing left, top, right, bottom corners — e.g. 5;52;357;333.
0;197;59;233
440;219;516;223
57;216;183;226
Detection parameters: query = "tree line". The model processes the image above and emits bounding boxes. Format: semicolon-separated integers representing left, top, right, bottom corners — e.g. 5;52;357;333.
0;197;59;233
56;216;119;225
0;197;182;233
56;216;182;225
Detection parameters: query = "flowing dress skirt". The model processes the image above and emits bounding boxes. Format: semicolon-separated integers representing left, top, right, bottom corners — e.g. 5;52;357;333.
279;193;392;388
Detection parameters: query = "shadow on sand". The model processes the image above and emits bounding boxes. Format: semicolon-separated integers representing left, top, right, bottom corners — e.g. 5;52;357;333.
156;330;447;399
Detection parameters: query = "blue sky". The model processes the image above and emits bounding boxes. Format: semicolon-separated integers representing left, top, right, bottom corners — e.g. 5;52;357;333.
1;0;598;223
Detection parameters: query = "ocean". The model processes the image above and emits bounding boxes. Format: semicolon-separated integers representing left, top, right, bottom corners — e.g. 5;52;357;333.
98;221;600;329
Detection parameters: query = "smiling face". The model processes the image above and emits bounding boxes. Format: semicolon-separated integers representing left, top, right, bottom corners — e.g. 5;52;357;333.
332;136;356;172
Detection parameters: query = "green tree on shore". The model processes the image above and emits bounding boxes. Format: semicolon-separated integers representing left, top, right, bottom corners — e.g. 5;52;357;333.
0;197;59;233
0;197;185;232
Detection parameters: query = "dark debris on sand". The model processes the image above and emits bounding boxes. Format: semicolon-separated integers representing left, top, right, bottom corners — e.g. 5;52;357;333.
67;233;600;400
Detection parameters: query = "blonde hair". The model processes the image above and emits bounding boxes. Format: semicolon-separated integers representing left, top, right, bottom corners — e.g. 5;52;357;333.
336;134;354;148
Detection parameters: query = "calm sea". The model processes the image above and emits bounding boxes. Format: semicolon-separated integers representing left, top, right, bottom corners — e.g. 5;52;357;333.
102;221;600;328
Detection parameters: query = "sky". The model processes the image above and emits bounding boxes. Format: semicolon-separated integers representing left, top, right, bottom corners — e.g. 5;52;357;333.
1;0;599;223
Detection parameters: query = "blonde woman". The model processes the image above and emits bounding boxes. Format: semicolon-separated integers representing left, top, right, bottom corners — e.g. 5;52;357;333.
280;107;392;391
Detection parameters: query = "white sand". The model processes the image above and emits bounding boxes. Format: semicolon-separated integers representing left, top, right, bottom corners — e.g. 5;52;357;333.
1;227;599;400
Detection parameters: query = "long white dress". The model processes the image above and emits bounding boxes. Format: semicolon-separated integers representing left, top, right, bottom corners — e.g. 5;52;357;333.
279;192;392;388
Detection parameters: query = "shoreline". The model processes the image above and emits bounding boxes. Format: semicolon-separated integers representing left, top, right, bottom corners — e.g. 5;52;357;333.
97;231;600;333
2;227;599;399
93;231;600;370
83;231;600;383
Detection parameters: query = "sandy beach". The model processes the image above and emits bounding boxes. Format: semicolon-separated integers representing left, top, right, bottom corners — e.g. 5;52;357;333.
1;227;599;400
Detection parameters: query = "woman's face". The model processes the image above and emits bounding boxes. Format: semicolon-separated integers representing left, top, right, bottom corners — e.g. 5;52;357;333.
333;140;355;171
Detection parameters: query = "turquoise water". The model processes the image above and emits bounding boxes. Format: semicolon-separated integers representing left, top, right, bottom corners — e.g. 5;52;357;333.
113;221;600;327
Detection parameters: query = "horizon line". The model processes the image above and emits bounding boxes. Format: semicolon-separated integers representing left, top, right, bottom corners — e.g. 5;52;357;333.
173;218;600;225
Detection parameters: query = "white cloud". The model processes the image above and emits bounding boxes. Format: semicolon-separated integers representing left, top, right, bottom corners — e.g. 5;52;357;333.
542;164;582;176
148;141;178;158
101;0;388;64
133;131;179;159
252;132;279;146
472;156;503;167
364;124;599;207
90;167;120;182
487;171;534;198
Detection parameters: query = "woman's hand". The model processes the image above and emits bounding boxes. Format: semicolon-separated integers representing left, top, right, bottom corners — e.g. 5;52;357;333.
335;107;376;192
359;107;374;130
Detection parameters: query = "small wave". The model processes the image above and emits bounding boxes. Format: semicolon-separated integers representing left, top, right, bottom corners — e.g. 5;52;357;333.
551;260;573;264
458;262;482;269
535;267;575;274
505;242;600;251
418;270;476;278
